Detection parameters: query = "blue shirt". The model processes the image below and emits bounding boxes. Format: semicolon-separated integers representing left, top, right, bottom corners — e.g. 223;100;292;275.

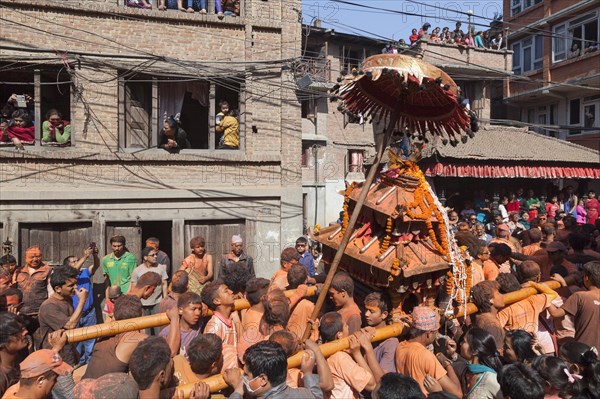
298;252;315;276
72;268;94;313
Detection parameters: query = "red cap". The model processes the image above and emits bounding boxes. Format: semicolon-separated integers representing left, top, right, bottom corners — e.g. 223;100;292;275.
20;350;73;379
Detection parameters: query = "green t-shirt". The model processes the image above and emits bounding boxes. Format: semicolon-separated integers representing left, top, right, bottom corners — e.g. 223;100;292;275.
101;252;138;293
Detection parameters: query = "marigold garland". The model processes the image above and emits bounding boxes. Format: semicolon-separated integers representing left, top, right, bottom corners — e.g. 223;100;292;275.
379;216;393;255
340;182;357;236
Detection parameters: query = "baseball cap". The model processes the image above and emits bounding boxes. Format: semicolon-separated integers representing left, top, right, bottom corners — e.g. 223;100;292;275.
547;241;567;253
20;350;73;379
412;306;440;332
73;372;139;399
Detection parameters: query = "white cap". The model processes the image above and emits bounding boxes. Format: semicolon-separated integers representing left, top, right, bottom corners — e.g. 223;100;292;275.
231;235;243;244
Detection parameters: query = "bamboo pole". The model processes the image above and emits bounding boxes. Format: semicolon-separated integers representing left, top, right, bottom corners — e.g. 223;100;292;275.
66;286;317;343
175;323;405;397
177;279;563;397
301;114;400;341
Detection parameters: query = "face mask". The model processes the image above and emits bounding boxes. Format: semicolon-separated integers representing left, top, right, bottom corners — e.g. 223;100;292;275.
243;375;263;394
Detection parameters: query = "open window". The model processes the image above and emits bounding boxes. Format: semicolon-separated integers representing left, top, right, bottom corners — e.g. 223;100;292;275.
1;66;72;147
120;74;243;151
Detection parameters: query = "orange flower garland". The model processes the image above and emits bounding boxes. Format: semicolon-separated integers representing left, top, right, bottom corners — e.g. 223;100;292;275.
379;216;393;255
340;182;357;236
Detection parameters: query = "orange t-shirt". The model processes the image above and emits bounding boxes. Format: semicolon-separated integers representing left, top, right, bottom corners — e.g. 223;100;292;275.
270;269;288;291
288;299;315;340
481;260;499;281
327;351;372;399
472;262;484;286
395;340;446;395
338;302;362;334
522;243;542;256
497;293;551;334
238;307;265;362
204;312;239;371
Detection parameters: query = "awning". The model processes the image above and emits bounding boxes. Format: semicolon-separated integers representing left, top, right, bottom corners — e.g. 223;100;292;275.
424;163;600;179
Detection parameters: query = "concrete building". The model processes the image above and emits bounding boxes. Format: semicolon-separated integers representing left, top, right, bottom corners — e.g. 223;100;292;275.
0;0;302;276
298;24;512;229
504;0;600;150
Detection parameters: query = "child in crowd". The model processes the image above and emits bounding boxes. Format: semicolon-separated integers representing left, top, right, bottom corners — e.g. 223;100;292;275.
201;280;239;371
159;291;204;356
364;292;398;373
329;272;362;334
319;312;376;399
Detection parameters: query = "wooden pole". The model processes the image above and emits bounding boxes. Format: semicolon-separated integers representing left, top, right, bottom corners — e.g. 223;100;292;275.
66;286;316;343
176;280;562;397
301;113;400;341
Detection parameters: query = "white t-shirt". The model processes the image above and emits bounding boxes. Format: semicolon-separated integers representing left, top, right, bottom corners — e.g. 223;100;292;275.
130;263;168;306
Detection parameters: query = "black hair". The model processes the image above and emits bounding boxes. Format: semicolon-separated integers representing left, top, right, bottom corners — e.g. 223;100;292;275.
583;260;600;287
496;272;521;294
490;243;511;259
470;280;499;313
141;246;156;259
319;311;343;343
164;116;179;129
310;242;322;252
50;265;79;291
559;341;600;398
0;255;16;265
505;330;536;364
129;336;172;390
109;235;126;245
187;334;222;375
45;109;62;120
427;393;459;399
331;272;354;297
568;232;588;252
61;256;77;267
461;328;503;372
201;280;223;311
11;109;32;126
243;341;287;386
364;291;392;324
295;236;308;245
280;247;300;265
171;270;189;294
20;370;57;387
286;264;307;289
454;232;482;259
114;295;143;321
221;262;253;294
499;363;545;399
532;355;585;398
376;372;425;399
245;278;270;306
0;312;26;349
177;291;203;309
135;271;162;289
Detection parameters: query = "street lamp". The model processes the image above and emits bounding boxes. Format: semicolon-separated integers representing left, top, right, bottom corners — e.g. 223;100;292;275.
467;10;474;34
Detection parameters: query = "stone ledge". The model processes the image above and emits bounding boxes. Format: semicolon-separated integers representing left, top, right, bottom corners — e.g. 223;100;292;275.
0;147;281;164
0;0;282;30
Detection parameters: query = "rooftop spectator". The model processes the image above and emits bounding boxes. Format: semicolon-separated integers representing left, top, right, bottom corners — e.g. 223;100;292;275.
474;32;484;48
409;28;419;45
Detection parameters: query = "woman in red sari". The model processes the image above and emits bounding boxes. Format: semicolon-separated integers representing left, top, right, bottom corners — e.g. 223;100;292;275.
2;110;35;149
586;190;599;225
506;192;520;213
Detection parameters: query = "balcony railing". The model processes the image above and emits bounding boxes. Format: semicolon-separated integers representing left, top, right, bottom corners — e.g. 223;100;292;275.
298;57;332;83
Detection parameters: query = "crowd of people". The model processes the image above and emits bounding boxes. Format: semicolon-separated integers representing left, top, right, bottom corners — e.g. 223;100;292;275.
382;21;507;54
1;203;599;398
126;0;240;17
